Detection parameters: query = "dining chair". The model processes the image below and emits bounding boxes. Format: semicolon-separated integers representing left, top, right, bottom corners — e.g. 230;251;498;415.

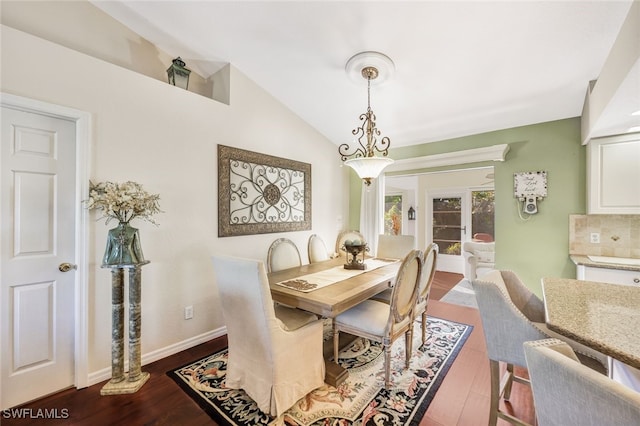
307;234;330;263
211;255;325;418
413;243;438;347
472;270;608;426
524;339;640;426
333;249;422;389
267;237;302;273
376;234;415;259
370;243;438;348
335;230;365;256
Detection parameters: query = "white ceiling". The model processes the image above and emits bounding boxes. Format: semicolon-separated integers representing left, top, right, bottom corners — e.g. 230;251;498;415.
93;1;636;148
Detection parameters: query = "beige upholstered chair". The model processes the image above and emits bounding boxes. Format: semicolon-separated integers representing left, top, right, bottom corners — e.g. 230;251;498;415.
524;339;640;426
335;230;364;256
267;237;302;273
333;249;422;389
413;243;438;347
307;234;330;263
472;270;608;426
462;241;495;280
211;255;325;418
376;234;415;259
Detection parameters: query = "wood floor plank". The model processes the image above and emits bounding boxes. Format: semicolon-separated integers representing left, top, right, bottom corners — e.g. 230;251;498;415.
3;271;536;426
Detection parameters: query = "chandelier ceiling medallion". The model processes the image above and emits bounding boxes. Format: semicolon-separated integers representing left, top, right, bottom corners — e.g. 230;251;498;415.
339;51;395;186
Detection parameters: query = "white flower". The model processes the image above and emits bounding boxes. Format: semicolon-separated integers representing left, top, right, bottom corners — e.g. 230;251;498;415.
86;181;162;225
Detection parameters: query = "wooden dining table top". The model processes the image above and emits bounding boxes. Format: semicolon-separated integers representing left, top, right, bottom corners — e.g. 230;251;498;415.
268;257;400;318
542;277;640;369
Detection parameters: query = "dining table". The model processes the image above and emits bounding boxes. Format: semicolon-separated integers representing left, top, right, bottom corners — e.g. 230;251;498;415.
268;256;401;386
542;277;640;390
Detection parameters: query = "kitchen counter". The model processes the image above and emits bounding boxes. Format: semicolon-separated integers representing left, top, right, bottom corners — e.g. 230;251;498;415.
542;277;640;369
570;255;640;272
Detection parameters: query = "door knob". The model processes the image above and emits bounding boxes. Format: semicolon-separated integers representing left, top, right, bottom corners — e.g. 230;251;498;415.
59;262;77;272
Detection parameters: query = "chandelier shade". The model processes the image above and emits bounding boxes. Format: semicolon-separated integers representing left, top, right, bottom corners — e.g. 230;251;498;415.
339;52;395;186
344;157;395;186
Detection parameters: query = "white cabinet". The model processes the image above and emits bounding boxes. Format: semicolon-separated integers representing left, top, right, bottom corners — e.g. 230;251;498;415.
587;133;640;214
577;265;640;287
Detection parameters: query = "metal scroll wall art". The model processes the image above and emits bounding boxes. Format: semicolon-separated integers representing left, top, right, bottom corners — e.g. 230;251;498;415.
218;145;311;237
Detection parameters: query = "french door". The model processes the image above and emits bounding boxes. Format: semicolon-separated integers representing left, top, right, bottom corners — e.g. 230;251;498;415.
428;192;469;273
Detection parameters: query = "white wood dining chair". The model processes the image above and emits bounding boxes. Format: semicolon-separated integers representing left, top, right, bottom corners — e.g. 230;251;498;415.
370;243;438;348
413;243;438;347
307;234;330;263
267;237;302;273
333;249;422;389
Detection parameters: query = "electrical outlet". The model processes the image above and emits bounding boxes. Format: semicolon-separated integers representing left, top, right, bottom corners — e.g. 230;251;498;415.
184;305;193;320
590;233;600;244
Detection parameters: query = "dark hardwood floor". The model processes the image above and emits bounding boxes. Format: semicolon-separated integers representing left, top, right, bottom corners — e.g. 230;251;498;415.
3;271;535;426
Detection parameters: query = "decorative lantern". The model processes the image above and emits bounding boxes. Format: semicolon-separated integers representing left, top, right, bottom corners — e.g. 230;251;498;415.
408;206;416;221
166;57;191;90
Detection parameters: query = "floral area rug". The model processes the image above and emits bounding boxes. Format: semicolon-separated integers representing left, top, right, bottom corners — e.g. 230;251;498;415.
167;317;472;425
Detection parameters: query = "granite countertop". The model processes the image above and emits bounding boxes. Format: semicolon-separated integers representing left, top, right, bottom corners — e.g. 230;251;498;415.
570;255;640;272
542;277;640;369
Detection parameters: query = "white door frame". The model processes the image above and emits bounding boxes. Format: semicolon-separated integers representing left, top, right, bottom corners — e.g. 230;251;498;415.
1;92;91;388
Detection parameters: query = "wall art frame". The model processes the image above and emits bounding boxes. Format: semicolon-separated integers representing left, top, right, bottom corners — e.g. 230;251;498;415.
218;144;311;237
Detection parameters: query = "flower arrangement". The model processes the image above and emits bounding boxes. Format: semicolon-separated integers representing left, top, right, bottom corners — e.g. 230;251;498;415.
86;181;161;226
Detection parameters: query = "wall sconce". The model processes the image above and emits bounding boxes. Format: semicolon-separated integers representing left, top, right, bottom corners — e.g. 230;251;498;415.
408;206;416;221
167;57;191;90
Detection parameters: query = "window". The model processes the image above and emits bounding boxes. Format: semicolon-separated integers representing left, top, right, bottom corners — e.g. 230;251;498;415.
384;194;402;235
471;190;495;241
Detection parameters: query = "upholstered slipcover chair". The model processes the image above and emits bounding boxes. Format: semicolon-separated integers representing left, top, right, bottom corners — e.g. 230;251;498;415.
307;234;330;263
376;234;415;259
524;339;640;426
472;270;607;426
462;241;495;280
267;237;302;273
333;249;422;389
211;255;325;417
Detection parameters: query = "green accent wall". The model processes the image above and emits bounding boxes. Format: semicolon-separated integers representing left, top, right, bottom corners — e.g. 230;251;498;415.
349;118;587;296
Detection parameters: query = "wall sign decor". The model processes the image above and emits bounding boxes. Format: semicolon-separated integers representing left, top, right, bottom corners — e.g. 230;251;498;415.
514;170;548;215
218;145;311;237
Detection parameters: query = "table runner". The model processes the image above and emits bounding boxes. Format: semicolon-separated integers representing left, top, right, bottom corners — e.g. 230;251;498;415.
275;258;398;292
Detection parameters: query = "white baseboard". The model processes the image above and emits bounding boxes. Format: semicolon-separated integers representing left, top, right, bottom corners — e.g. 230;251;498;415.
86;326;227;387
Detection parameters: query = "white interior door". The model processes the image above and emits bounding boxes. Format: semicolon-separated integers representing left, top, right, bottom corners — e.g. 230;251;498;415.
1;106;77;409
428;192;469;273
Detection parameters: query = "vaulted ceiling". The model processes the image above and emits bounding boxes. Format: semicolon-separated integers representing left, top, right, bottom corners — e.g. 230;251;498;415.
93;1;637;148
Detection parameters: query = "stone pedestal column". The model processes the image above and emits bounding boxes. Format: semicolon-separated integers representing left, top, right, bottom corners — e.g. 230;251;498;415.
100;261;150;395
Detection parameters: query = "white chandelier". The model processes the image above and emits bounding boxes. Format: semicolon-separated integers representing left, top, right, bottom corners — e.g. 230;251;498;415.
339;52;395;186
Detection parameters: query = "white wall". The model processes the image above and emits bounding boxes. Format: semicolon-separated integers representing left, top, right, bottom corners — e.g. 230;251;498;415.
1;25;347;377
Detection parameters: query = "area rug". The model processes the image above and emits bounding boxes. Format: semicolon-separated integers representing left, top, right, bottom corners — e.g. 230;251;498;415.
440;279;478;309
167;317;472;425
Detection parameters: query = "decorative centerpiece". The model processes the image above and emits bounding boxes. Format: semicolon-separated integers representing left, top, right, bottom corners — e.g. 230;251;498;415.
86;180;161;396
342;239;369;270
86;181;161;266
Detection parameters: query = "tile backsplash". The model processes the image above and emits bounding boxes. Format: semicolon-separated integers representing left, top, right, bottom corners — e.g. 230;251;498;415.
569;214;640;258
